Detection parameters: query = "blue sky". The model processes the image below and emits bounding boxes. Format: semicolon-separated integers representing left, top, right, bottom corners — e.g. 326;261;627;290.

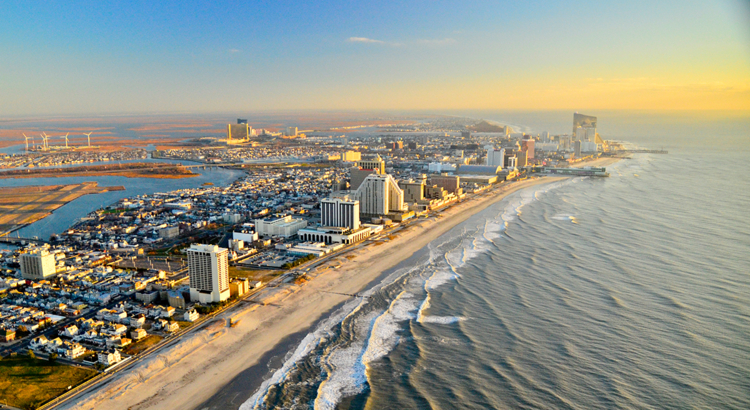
1;0;749;115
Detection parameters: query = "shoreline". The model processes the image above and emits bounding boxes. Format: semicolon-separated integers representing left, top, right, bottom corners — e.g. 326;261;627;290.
60;174;574;410
0;182;125;237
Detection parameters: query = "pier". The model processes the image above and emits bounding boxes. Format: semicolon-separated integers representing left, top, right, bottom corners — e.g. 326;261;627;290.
613;149;669;154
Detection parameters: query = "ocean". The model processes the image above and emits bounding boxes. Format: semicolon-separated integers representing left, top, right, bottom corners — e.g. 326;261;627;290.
207;112;750;410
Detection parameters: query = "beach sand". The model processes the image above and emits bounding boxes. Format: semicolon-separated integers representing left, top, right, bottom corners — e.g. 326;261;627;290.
60;170;603;410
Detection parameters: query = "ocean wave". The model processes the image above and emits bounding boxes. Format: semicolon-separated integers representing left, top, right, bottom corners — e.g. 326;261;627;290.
241;296;369;410
244;179;574;410
314;291;420;410
418;316;466;324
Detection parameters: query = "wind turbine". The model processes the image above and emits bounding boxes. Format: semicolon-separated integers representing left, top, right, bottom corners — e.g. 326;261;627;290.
40;133;48;151
42;132;52;151
61;133;69;149
22;133;29;151
83;132;93;147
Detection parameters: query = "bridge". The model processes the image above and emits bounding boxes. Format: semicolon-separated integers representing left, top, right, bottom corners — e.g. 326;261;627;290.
0;235;49;245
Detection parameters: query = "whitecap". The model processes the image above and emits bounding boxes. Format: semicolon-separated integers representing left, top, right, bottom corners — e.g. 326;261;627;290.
418;316;466;324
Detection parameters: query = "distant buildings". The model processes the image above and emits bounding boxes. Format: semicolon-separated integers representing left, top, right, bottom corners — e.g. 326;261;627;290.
457;165;501;175
485;146;506;168
20;249;57;280
255;214;307;238
428;162;457;173
187;244;230;304
521;138;535;160
341;151;361;162
286;126;298;137
227;120;252;142
573;113;597;142
357;156;386;173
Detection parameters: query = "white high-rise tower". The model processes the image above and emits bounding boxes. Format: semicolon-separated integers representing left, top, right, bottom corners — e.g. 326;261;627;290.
187;244;230;304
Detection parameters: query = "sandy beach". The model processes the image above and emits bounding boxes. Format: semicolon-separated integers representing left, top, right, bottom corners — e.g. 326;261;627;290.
60;163;619;410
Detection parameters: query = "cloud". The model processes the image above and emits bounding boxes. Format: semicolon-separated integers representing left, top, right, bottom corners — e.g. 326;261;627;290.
227;49;241;53
347;37;385;44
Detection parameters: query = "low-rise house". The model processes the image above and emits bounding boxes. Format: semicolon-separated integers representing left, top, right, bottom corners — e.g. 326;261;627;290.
0;328;15;343
115;337;132;348
131;328;147;341
152;318;168;330
165;322;179;333
30;335;48;349
160;306;175;318
129;314;146;328
98;348;121;366
184;309;199;322
61;324;79;337
59;341;86;359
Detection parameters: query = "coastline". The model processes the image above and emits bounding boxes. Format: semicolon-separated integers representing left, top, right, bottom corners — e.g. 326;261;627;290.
60;174;572;410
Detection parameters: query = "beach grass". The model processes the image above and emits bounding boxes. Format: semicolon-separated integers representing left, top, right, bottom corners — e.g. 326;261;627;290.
122;335;163;356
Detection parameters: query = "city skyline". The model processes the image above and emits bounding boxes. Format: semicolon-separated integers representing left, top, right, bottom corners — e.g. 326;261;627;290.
2;0;749;115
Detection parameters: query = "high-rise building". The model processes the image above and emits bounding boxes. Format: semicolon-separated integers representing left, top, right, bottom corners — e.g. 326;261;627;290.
573;113;597;141
521;138;535;160
20;249;57;280
485;146;506;168
187;244;230;304
559;135;571;151
355;174;405;216
574;140;582;157
286;126;298;137
541;131;550;142
430;175;461;194
516;150;528;167
350;155;386;190
321;196;360;230
237;119;248;124
400;180;425;203
227;123;250;141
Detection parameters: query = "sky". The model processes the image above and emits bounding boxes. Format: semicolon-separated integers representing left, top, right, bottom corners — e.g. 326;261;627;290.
1;0;749;115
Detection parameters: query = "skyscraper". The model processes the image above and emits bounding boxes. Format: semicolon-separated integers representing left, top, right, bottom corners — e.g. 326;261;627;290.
187;244;230;304
321;196;361;230
227;123;250;142
573;113;597;141
521;138;535;160
485;146;506;168
355;174;405;216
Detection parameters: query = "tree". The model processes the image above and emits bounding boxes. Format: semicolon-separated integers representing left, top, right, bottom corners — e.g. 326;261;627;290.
48;352;58;363
27;349;35;359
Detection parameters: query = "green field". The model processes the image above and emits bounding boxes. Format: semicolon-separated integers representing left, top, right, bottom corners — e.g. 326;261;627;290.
0;355;97;410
